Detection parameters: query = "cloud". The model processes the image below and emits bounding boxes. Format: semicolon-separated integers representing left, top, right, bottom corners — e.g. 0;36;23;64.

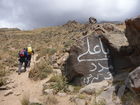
0;0;139;30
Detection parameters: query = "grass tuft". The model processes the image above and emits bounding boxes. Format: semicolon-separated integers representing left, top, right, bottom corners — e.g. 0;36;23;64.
48;74;68;92
29;60;53;80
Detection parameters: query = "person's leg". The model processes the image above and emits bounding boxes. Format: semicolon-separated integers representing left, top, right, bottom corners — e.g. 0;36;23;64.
28;55;31;67
18;61;23;75
24;61;28;71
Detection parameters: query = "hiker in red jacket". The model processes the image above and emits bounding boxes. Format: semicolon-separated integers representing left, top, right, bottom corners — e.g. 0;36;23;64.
18;48;28;75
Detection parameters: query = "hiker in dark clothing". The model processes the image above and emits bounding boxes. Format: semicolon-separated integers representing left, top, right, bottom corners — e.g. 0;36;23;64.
18;48;28;75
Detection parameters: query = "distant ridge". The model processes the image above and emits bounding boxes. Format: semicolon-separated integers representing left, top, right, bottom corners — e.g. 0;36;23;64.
99;21;122;24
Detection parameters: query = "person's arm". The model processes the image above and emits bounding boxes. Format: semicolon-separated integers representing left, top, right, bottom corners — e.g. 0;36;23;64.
32;50;34;55
18;51;20;58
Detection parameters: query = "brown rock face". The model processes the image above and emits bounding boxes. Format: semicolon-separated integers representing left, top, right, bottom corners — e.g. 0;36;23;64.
125;17;140;46
125;17;140;65
64;35;113;85
126;66;140;93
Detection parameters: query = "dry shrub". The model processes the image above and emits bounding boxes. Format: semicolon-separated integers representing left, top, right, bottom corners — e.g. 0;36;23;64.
48;74;68;92
121;91;140;105
29;60;53;80
0;78;6;86
0;67;6;86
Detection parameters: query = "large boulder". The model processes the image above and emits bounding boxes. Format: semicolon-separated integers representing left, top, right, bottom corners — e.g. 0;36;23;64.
84;24;134;71
125;66;140;93
63;34;113;85
125;16;140;46
125;16;140;65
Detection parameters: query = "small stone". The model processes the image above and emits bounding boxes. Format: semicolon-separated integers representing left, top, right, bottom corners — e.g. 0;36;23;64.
6;80;11;84
53;63;59;69
53;69;62;75
4;89;13;96
57;53;69;65
68;85;74;92
75;98;86;105
14;92;21;96
117;85;126;98
0;86;8;90
44;89;54;95
12;84;18;88
57;92;67;97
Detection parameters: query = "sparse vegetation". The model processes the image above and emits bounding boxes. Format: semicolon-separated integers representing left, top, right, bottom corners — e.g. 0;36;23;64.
64;40;74;48
29;59;53;80
77;93;87;99
38;48;57;59
73;86;82;93
46;48;57;55
48;74;68;92
91;99;106;105
0;78;6;86
121;91;140;105
0;25;82;81
0;69;6;77
0;67;7;86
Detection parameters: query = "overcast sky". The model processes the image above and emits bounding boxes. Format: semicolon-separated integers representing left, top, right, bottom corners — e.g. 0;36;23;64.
0;0;139;30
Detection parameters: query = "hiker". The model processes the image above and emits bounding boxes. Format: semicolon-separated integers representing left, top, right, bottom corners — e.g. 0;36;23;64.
18;48;28;75
27;45;34;67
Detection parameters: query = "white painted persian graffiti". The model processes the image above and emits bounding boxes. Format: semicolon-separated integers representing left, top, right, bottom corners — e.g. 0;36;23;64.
84;62;112;84
98;63;109;72
77;37;112;84
89;63;97;72
77;37;108;62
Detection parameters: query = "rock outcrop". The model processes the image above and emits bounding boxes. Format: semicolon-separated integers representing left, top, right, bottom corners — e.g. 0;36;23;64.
125;17;140;66
64;34;113;85
89;17;97;24
125;66;140;93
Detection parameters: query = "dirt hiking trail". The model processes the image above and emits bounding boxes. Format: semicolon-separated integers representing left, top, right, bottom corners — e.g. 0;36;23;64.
0;54;50;105
0;54;74;105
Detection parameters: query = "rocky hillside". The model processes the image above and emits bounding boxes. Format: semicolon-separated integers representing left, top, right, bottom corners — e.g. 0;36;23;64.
0;17;140;105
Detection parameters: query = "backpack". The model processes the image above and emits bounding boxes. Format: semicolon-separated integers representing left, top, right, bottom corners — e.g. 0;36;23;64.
27;47;32;54
19;50;25;57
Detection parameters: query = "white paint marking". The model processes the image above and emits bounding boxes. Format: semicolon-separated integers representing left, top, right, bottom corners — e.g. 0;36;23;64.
89;63;97;72
77;37;108;62
98;63;109;72
77;37;112;84
104;72;112;80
